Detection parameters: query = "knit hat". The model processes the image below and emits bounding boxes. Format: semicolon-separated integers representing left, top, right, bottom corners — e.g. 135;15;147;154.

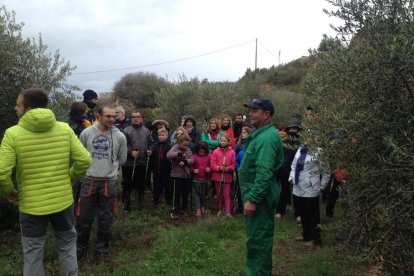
83;89;98;101
286;118;301;130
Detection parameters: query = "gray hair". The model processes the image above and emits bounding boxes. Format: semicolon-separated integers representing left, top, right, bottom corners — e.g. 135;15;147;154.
114;106;125;114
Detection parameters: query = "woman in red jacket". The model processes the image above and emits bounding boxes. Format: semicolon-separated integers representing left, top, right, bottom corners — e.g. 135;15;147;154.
220;115;236;147
210;134;236;217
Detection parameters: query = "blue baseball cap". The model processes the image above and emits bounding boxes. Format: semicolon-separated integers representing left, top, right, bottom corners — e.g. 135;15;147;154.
244;98;275;116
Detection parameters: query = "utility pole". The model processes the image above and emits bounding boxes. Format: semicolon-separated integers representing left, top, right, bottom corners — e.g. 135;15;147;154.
255;38;258;70
278;50;281;65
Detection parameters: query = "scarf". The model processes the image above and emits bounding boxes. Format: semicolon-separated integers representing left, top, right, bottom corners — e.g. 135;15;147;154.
294;146;308;184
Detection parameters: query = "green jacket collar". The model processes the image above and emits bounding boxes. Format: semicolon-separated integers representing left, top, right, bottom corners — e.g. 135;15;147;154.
248;122;274;141
18;108;56;132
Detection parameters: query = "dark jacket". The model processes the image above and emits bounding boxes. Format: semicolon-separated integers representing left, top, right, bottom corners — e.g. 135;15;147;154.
149;141;172;175
114;118;131;133
123;124;153;167
279;134;301;175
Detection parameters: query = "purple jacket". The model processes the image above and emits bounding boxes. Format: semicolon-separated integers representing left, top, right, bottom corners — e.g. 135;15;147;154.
166;144;194;178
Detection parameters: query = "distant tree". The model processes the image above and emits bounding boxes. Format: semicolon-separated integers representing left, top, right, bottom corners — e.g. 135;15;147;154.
303;0;414;274
0;6;78;138
113;72;169;109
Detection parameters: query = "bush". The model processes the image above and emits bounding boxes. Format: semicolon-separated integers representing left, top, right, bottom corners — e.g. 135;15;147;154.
302;1;414;274
153;75;305;130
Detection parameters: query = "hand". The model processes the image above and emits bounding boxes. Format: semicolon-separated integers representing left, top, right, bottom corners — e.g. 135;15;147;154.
205;167;210;173
220;165;226;171
243;201;256;217
6;189;18;203
178;161;185;167
177;152;183;158
193;169;199;174
131;150;139;158
146;149;152;156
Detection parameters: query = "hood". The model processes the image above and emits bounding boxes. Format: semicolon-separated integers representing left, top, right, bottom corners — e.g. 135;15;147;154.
183;115;196;128
18;108;56;132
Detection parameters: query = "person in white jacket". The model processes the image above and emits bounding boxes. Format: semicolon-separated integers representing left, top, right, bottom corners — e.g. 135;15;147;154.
289;143;330;247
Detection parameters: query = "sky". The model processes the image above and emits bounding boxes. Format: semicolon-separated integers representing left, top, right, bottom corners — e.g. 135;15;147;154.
3;0;341;93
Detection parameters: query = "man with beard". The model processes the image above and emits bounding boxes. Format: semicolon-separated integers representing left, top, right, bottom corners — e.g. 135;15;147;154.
233;113;244;140
76;106;127;259
82;89;99;126
275;118;302;220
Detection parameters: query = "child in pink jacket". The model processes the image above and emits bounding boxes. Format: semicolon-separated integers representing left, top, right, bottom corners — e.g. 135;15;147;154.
191;142;211;217
210;134;236;217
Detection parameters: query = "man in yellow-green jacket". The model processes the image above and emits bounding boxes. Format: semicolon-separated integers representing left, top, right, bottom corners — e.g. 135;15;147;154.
0;88;92;276
239;98;284;276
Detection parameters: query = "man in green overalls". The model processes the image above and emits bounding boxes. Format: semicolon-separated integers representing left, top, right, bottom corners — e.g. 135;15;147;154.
239;98;284;275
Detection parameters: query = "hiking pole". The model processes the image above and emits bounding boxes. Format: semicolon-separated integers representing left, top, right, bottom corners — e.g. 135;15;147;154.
172;178;176;214
144;155;151;192
233;182;239;214
219;156;226;214
131;149;138;182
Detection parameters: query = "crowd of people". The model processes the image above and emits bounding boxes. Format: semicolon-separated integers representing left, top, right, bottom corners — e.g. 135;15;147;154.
0;88;346;276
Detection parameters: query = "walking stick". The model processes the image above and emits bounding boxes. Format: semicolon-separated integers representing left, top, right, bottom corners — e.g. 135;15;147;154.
219;156;226;214
131;149;138;182
172;178;176;213
144;155;151;192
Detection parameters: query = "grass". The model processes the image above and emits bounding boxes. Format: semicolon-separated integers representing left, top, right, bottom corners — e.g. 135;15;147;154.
0;194;372;275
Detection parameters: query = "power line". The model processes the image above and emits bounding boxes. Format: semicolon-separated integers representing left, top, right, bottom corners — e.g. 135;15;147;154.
72;39;256;75
257;40;278;59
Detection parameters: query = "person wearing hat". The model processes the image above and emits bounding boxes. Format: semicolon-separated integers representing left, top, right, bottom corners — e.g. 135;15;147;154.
151;119;170;143
275;117;302;220
82;89;99;126
182;115;200;152
239;98;284;276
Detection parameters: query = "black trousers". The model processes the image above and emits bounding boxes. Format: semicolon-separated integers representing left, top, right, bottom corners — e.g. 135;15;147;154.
276;172;291;216
152;172;172;205
325;179;340;217
76;179;117;255
296;195;321;244
171;177;190;214
122;165;146;208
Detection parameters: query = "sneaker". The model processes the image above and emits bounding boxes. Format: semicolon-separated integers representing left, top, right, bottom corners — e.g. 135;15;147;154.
296;216;301;223
275;213;282;219
217;210;222;217
201;207;205;214
196;209;202;217
304;241;314;247
170;212;178;219
123;206;131;213
226;213;232;218
294;236;305;242
286;205;292;212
